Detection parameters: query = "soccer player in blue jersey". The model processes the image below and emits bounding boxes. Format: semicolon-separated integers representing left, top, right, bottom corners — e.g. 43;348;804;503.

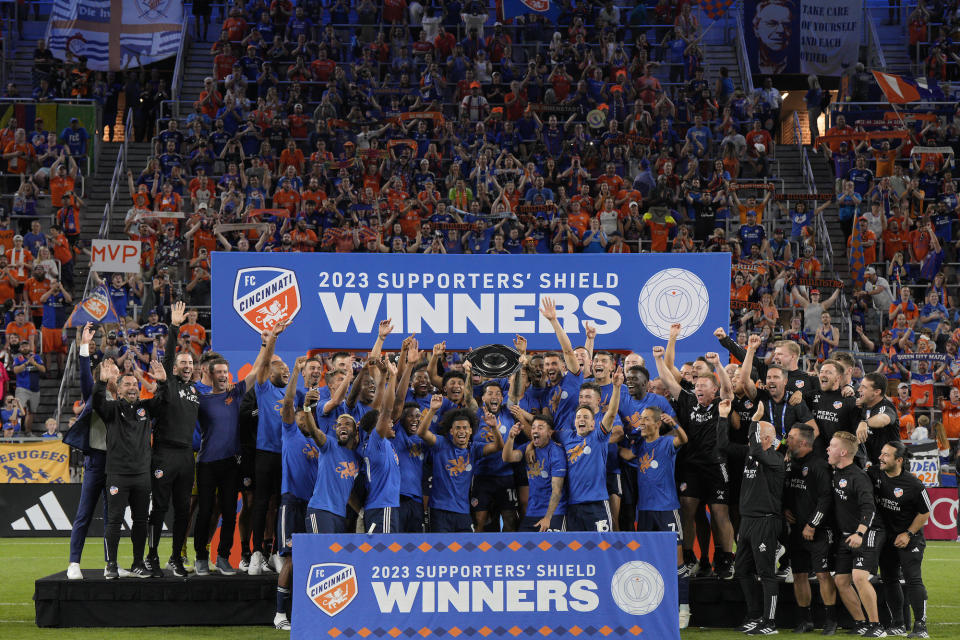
578;380;625;529
502;415;567;531
620;405;690;629
359;358;403;533
539;297;585;431
472;380;519;532
418;399;503;533
301;408;362;534
273;356;320;631
560;368;624;531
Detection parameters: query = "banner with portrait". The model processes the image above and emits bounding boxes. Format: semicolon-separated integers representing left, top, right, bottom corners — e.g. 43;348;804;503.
744;0;861;77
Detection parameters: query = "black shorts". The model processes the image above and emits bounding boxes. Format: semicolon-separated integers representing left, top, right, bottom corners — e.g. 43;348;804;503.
679;462;729;504
635;509;683;542
619;461;638;505
512;462;529;488
606;472;622;497
398;495;425;533
471;474;518;512
238;446;256;491
835;529;885;575
519;514;566;532
278;493;307;556
566;500;613;532
789;526;834;574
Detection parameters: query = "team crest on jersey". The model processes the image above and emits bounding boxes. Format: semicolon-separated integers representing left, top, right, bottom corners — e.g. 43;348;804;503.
154;469;163;479
839;479;847;488
795;380;805;388
802;466;808;477
137;408;146;418
233;267;301;333
744;400;753;409
306;563;357;617
894;487;904;498
833;401;843;409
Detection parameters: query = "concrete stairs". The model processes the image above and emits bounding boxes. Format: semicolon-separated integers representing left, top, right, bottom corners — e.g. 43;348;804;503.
180;38;213;113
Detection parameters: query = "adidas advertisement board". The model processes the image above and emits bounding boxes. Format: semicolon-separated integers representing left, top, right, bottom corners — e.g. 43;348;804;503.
292;532;680;640
212;253;730;364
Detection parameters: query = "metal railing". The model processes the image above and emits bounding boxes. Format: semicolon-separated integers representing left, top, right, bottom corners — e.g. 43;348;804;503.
732;10;755;97
171;14;192;118
865;5;888;71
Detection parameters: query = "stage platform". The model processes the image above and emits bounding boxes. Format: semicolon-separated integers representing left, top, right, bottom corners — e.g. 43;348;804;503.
34;571;907;629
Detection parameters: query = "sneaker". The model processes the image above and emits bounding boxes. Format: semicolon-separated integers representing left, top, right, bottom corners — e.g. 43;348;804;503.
738;618;763;633
748;622;779;635
683;558;700;578
862;624;888;638
67;562;82;580
104;562;119;580
145;555;163;578
886;627;907;637
274;613;291;631
906;621;929;638
716;558;735;580
128;563;151;578
117;567;131;578
793;621;814;633
849;621;869;635
696;561;714;577
775;544;786;565
215;556;237;576
239;553;251;573
270;552;283;573
169;558;188;578
248;550;264;576
679;608;690;630
776;565;792;581
180;554;194;572
194;559;210;576
822;620;838;635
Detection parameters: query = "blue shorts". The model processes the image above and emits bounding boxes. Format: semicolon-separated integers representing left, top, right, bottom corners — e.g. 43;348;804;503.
566;500;613;532
278;494;307;556
305;507;346;534
606;472;622;497
430;508;473;533
471;474;518;512
399;495;425;533
364;506;400;533
635;509;683;542
519;514;566;532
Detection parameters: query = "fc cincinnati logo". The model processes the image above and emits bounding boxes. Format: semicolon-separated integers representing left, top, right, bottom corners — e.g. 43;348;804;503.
637;268;709;341
306;563;358;617
520;0;550;10
136;0;172;20
233;267;301;333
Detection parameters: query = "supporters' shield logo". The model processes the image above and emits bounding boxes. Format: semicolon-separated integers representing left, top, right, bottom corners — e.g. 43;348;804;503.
306;563;357;617
610;561;664;615
637;269;709;340
233;267;301;333
894;487;904;498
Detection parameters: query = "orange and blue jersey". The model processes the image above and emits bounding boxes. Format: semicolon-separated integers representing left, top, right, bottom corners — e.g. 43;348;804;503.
517;441;568;518
559;427;610;504
281;418;318;500
362;428;400;510
307;437;361;517
426;435;486;514
631;435;680;511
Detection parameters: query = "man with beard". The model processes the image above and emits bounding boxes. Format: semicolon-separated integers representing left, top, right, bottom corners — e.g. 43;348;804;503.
654;345;737;579
739;334;817;440
301;408;361;534
418;405;503;533
540;298;586;432
502;414;567;532
812;359;859;456
471;381;518;531
358;358;402;534
869;442;931;638
393;395;429;532
784;424;838;635
856;373;900;465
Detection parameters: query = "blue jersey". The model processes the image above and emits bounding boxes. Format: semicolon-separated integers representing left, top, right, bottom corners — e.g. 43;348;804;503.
519;441;568;517
392;423;425;498
281;418;319;500
472;407;515;476
545;371;583;433
41;292;67;329
307;437;360;516
197;380;247;463
362;429;401;509
254;380;285;453
559;427;611;504
427;435;486;514
617;392;676;469
632;436;680;511
140;322;167;354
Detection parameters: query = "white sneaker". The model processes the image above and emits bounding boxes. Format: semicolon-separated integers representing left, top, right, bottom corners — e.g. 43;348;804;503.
270;553;283;573
239;557;250;573
274;613;291;631
679;606;690;630
67;562;83;580
248;551;264;576
117;567;131;578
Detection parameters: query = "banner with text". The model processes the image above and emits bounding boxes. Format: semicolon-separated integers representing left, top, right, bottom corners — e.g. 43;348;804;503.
923;487;958;541
91;239;141;273
211;252;731;365
0;439;70;484
292;532;680;640
744;0;861;77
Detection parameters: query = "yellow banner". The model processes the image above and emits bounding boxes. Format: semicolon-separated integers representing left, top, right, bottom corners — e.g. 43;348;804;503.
0;439;70;483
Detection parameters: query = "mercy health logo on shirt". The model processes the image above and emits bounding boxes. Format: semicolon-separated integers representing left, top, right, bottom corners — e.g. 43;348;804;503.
233;267;301;333
307;563;358;617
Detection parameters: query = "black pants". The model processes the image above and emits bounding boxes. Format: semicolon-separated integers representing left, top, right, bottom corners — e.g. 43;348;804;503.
879;536;928;626
736;516;782;622
618;461;638;533
194;457;239;562
148;445;194;561
105;472;151;565
251;450;282;555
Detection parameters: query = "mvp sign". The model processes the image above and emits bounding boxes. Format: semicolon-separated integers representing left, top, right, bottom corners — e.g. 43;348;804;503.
91;239;141;273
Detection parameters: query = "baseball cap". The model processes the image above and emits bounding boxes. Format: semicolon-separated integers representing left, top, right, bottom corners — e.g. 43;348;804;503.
13;234;22;241
897;382;909;390
865;266;876;275
470;81;481;89
70;117;79;123
810;288;820;295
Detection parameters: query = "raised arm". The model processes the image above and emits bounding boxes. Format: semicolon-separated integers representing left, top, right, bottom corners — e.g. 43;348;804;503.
502;423;523;463
247;318;289;388
601;367;623;434
652;345;682;400
738;333;761;400
165;300;186;375
540;296;580;375
479;409;505;456
281;356;306;424
369;318;393;360
417;394;443;447
707;351;734;400
297;404;326;448
663;322;684;383
376;358;398;438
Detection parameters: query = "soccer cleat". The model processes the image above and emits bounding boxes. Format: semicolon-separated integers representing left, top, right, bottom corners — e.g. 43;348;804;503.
128;563;151;578
145;555;163;578
747;623;779;635
862;624;888;638
274;613;291;631
679;608;690;630
215;556;237;576
169;558;188;578
906;621;929;638
821;620;838;635
67;562;83;580
738;618;763;633
248;550;264;576
793;621;815;633
194;559;211;576
885;626;906;637
104;562;119;580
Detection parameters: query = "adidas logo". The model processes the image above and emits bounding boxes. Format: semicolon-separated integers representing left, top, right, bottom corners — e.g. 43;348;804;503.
758;543;766;552
10;490;71;531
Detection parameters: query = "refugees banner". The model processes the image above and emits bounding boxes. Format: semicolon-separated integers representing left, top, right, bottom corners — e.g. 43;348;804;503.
211;252;731;366
744;0;860;76
0;439;70;484
292;532;680;640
